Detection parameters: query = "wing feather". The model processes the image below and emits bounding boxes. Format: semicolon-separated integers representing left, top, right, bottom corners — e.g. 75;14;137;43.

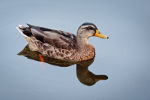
29;25;77;50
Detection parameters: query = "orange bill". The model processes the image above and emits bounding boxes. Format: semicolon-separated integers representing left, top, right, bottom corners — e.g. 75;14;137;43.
94;30;109;39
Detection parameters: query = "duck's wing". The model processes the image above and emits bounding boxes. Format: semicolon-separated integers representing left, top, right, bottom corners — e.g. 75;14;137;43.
29;24;77;50
18;24;77;50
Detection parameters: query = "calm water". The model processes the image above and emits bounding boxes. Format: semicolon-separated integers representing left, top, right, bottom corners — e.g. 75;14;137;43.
0;0;150;100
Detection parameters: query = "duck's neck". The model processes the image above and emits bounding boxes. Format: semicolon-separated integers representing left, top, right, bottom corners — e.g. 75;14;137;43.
76;36;95;61
77;37;89;51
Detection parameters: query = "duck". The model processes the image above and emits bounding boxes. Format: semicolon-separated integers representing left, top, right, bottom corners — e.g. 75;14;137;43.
17;22;108;62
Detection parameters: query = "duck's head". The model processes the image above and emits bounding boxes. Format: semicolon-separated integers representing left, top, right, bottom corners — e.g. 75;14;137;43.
77;22;109;39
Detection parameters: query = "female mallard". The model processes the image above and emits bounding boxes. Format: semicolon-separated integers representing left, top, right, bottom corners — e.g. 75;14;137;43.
17;23;108;62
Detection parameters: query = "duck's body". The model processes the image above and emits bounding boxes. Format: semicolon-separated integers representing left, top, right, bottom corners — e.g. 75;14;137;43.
17;23;108;62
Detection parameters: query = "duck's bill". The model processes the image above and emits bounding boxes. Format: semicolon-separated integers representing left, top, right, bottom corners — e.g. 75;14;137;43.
94;30;109;39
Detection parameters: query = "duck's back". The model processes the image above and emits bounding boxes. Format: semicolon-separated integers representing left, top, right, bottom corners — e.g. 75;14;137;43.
17;24;78;61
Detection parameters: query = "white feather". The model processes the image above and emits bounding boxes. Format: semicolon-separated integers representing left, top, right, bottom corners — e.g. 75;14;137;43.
16;26;27;37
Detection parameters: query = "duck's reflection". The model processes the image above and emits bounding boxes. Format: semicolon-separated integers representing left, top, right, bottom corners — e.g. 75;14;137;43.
18;45;108;86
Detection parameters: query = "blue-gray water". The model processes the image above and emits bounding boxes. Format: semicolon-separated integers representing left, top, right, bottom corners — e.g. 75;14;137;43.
0;0;150;100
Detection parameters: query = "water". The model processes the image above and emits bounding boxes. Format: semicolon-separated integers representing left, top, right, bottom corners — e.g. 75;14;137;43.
0;0;150;100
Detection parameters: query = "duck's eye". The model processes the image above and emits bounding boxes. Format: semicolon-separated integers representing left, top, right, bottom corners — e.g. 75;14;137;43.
83;26;96;33
85;26;95;30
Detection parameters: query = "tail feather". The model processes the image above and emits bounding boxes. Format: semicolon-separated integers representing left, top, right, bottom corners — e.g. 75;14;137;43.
16;24;32;37
27;23;34;28
18;24;25;28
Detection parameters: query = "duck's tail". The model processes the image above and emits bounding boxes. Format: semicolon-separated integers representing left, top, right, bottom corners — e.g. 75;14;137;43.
16;24;32;37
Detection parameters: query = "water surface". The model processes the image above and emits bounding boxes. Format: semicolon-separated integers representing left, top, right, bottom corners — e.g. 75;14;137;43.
0;0;150;100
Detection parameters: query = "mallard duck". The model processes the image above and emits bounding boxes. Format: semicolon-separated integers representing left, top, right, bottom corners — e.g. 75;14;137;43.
17;23;108;62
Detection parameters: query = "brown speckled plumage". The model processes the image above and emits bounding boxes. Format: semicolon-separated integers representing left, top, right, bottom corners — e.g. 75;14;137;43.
17;23;108;62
